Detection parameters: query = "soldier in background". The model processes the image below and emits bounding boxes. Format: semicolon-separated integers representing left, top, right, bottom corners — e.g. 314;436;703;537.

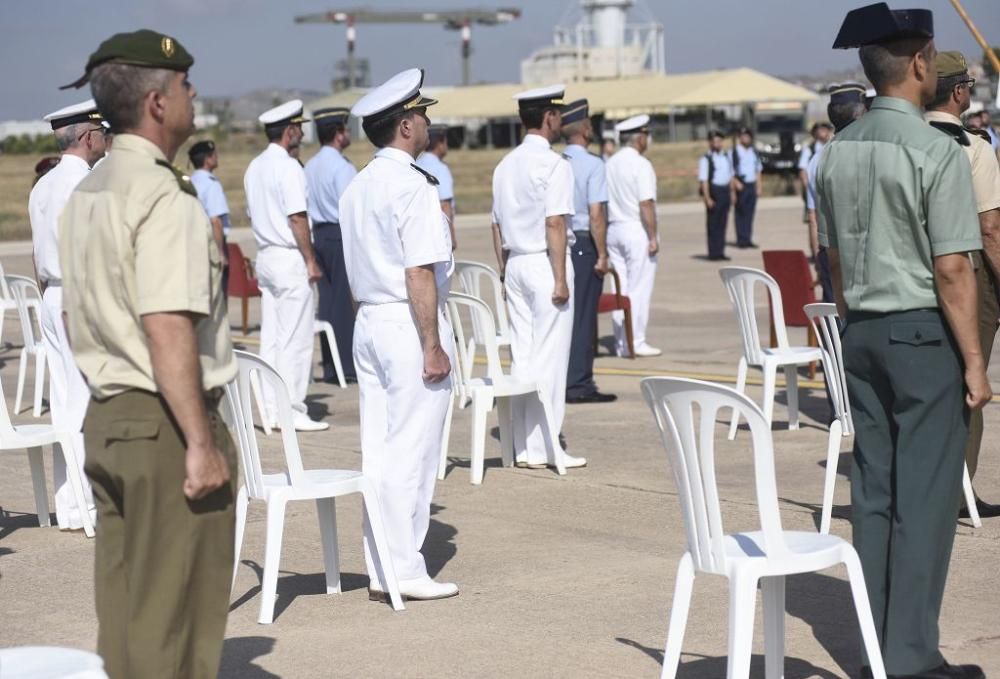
416;123;458;249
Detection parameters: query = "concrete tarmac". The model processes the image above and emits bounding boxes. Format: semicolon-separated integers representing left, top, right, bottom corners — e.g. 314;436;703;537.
0;197;998;678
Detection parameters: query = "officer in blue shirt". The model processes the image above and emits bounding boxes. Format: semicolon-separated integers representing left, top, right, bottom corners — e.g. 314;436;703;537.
189;140;231;294
416;124;458;249
697;131;735;261
731;127;762;248
561;99;616;403
305;107;358;382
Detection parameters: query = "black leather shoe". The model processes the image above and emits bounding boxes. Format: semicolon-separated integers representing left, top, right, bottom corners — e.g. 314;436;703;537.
861;661;985;678
737;242;759;249
959;497;1000;519
707;255;732;262
567;391;618;404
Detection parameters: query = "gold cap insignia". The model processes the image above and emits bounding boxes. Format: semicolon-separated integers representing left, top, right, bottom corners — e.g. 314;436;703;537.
161;37;175;58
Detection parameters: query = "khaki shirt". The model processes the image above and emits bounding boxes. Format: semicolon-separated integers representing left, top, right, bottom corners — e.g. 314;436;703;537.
817;97;982;313
925;110;1000;215
59;134;236;398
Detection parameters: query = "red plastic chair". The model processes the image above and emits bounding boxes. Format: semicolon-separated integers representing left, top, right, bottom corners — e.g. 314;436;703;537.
228;242;261;335
761;250;819;377
594;268;635;359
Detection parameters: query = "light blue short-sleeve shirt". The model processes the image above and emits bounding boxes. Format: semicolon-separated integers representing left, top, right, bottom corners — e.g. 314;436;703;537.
190;169;231;234
697;151;733;186
562;144;608;232
732;145;762;183
415;152;455;208
305;145;357;224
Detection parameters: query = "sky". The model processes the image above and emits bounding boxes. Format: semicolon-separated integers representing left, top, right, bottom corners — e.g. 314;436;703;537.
2;0;999;120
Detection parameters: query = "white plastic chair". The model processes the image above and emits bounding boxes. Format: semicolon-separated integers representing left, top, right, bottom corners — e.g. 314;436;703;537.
0;646;107;678
719;267;823;438
0;261;19;348
0;370;94;538
640;377;885;679
312;320;347;389
6;276;48;417
438;292;567;484
453;261;511;400
226;350;404;623
805;303;981;531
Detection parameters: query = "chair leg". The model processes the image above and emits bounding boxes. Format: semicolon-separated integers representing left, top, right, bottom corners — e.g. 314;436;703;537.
242;297;249;336
728;356;748;441
327;329;347;390
807;326;818;380
232;485;249;594
258;498;288;624
761;575;786;679
470;389;490;485
250;370;272;436
784;365;799;430
437;389;456;481
360;483;405;612
33;349;46;417
762;362;778;431
26;446;50;527
660;553;695;679
57;437;94;538
315;497;341;594
820;419;843;534
623;307;636;359
844;549;888;679
726;571;758;679
15;347;27;414
496;395;513;468
962;463;981;528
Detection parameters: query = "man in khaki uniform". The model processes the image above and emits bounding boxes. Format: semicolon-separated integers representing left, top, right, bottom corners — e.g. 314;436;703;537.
59;30;238;678
925;51;1000;519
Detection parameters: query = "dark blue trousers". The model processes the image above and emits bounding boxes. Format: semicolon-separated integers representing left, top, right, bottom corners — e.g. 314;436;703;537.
734;181;757;246
567;232;602;399
816;246;834;303
706;185;731;259
313;222;356;381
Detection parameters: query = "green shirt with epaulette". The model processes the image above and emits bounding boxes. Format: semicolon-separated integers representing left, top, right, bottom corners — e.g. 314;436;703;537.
817;96;982;313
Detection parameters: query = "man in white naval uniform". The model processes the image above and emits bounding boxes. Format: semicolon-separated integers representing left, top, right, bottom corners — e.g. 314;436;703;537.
606;114;660;357
244;100;327;431
340;68;458;601
491;84;586;470
27;99;106;530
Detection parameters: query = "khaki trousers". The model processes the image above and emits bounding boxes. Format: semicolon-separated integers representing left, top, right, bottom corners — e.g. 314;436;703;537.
84;389;237;679
965;254;999;479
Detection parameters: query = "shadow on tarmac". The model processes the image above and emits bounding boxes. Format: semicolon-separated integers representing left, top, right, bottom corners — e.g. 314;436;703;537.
219;636;280;679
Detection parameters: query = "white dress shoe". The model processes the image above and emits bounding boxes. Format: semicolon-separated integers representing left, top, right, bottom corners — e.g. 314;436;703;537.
292;413;330;432
560;453;587;468
370;575;459;602
634;344;662;357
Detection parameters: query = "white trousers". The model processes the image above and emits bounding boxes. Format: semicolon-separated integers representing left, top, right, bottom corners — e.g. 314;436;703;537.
355;302;453;582
255;247;315;416
505;252;574;465
40;286;93;529
607;221;658;354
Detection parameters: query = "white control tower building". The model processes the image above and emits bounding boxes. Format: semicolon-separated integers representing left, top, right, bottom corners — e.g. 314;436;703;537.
521;0;665;84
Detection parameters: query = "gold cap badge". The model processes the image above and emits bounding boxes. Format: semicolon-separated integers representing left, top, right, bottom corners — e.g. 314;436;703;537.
161;37;175;58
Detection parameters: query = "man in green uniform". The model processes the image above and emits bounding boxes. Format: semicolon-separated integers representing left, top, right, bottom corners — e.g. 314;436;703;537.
925;51;1000;519
819;5;991;678
59;31;238;679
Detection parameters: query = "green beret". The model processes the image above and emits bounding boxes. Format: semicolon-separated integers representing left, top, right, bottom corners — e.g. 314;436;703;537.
60;29;194;90
936;51;968;78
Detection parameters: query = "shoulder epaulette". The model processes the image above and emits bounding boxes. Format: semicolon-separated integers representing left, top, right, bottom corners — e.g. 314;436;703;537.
562;152;572;160
410;163;439;185
966;127;992;144
928;121;970;147
155;159;199;196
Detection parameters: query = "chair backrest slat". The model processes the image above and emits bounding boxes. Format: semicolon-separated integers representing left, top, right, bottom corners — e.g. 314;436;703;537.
6;275;45;350
719;266;789;365
447;292;503;381
454;261;510;343
641;377;789;574
804;303;853;434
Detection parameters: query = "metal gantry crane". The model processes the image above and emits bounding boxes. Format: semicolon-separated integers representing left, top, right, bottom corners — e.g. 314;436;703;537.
294;8;522;89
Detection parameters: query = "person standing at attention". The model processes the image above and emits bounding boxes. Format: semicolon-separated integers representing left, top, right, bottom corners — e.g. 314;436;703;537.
731;127;762;249
698;130;734;262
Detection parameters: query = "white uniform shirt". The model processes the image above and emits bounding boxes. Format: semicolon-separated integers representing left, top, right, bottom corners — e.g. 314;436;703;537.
339;146;453;305
606;146;657;225
244;143;308;249
28;154;90;283
491;133;575;254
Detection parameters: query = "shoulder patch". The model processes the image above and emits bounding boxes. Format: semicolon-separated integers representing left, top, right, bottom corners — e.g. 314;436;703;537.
966;127;992;144
410;163;439;186
562;152;572;160
155;159;199;196
928;121;970;147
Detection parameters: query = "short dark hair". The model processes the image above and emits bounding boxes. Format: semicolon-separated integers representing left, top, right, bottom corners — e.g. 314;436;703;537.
90;63;174;132
363;109;418;148
708;130;724;140
265;125;286;142
859;37;932;91
519;106;556;130
927;73;967;110
827;101;866;132
427;127;448;150
189;148;213;168
317;123;345;145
